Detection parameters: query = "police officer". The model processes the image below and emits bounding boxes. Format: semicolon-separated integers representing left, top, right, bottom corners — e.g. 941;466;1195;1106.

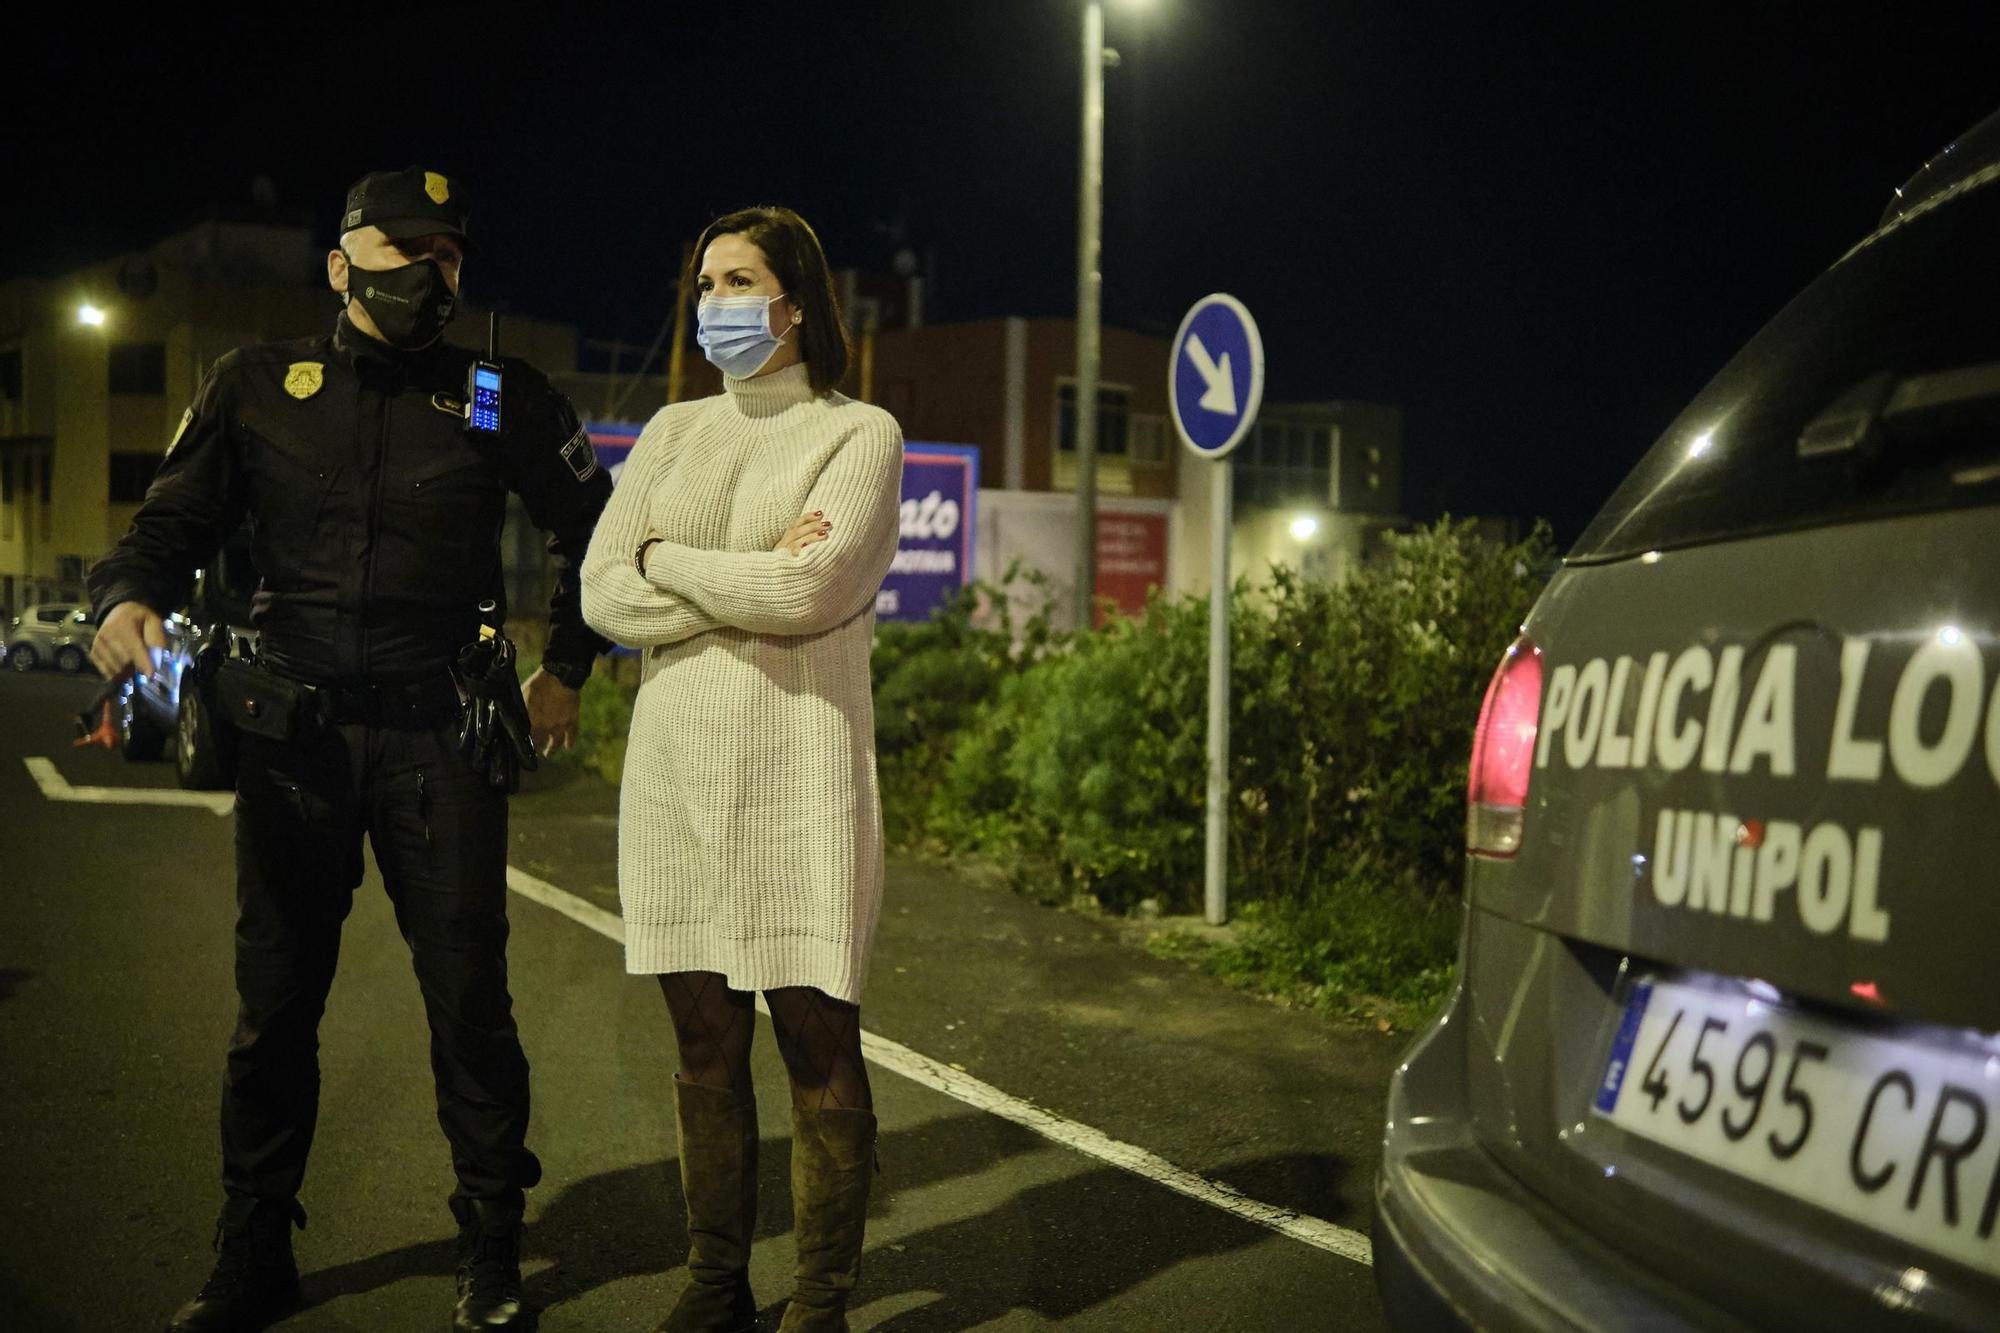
87;168;611;1332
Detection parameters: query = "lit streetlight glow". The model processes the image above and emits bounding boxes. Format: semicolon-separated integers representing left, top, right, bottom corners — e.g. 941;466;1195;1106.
77;303;107;327
1289;515;1319;541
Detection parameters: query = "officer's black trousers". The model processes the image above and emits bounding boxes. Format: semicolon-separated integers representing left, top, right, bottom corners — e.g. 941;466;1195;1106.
220;720;541;1213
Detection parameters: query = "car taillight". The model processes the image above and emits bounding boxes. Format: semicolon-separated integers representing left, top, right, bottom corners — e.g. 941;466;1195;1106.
1466;635;1542;858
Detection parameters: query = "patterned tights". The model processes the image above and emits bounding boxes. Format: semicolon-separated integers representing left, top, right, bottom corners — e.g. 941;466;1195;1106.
658;971;872;1112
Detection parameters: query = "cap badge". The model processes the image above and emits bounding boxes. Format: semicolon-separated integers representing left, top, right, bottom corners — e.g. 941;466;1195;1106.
284;362;324;400
424;172;450;205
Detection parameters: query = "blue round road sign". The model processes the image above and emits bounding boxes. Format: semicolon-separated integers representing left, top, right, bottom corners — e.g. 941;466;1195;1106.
1169;293;1264;459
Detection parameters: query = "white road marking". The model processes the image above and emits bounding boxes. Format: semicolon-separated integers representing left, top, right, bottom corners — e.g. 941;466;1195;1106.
21;767;1376;1267
504;866;628;943
23;757;234;815
502;864;1375;1267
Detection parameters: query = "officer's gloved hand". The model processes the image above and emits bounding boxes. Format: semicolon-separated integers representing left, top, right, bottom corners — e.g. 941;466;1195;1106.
456;631;539;793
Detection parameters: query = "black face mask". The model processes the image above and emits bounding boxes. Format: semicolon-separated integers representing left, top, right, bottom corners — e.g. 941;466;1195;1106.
345;256;455;349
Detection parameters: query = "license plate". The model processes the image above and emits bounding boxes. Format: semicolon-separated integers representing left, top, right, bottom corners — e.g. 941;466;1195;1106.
1595;975;2000;1280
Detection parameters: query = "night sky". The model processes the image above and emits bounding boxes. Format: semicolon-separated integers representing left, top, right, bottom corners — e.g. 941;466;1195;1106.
10;3;1996;545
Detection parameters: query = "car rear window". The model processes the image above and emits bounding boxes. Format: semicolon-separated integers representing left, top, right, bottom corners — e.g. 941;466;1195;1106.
1570;172;2000;563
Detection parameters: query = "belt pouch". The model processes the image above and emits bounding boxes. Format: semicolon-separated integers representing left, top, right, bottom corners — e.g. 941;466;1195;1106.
213;660;311;741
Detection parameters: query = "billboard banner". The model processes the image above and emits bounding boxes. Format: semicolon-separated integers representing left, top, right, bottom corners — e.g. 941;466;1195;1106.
1094;510;1169;621
877;442;978;623
590;423;977;626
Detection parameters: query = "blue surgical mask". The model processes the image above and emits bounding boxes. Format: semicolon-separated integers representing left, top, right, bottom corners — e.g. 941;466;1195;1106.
696;292;794;378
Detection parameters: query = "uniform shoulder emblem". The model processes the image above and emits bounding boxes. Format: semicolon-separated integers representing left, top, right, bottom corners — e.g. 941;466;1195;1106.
560;426;599;483
164;407;194;459
284;362;324;400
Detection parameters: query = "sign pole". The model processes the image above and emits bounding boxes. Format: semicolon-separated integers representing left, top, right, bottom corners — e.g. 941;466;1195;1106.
1168;292;1262;930
1205;457;1232;926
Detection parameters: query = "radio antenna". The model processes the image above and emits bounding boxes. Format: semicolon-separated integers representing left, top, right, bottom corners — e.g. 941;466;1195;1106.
487;312;499;361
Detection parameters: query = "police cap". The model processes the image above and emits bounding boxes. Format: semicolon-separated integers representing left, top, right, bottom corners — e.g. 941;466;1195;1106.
340;167;470;243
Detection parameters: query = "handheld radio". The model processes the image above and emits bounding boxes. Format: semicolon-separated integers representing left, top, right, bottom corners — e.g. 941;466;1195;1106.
466;312;503;435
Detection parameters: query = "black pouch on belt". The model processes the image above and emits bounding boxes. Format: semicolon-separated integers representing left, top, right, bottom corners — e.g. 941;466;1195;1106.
213;659;315;742
455;625;538;793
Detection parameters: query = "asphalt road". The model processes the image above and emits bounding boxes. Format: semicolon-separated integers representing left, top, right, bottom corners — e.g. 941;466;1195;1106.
0;667;1402;1332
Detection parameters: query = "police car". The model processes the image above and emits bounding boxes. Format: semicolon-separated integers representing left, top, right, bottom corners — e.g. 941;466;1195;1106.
1375;109;2000;1330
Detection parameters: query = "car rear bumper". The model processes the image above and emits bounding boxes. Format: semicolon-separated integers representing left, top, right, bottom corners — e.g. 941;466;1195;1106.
1374;977;1740;1333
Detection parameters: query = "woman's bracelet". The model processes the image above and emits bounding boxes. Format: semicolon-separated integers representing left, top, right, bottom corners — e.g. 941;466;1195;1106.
635;536;665;575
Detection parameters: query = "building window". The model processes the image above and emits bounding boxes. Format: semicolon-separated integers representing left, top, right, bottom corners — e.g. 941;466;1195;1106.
109;452;160;504
1056;382;1130;456
40;451;53;540
1;455;12;540
108;342;167;395
1129;413;1169;464
0;347;20;399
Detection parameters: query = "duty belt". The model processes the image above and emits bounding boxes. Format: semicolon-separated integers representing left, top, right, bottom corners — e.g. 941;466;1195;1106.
306;674;462;729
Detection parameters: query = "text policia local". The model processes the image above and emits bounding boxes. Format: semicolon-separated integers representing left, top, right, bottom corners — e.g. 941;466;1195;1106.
1534;636;2000;947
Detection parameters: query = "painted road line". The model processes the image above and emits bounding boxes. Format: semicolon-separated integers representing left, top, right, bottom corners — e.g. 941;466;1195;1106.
23;757;234;815
500;864;1375;1268
504;866;628;944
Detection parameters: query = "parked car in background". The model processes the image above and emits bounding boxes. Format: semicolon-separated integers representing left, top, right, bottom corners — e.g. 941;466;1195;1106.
115;611;252;788
6;603;96;673
114;533;258;789
1375;109;2000;1330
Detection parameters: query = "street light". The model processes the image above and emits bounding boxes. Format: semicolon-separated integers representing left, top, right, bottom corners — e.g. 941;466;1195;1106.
77;303;106;327
1289;515;1320;542
1073;0;1108;631
1074;0;1152;630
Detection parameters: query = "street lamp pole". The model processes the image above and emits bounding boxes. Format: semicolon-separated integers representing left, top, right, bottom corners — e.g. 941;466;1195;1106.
1073;0;1105;632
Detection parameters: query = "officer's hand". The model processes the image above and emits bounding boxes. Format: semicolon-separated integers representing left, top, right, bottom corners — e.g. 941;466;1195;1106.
91;601;169;682
522;667;581;757
775;510;832;556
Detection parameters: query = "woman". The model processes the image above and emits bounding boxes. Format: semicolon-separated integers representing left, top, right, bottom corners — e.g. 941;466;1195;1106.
580;206;902;1333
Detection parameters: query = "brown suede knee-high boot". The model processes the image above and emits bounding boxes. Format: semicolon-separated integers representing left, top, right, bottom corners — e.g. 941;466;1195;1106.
777;1104;877;1333
660;1078;759;1333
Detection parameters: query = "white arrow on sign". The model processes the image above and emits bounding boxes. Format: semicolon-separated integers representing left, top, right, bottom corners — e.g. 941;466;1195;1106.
1184;334;1237;416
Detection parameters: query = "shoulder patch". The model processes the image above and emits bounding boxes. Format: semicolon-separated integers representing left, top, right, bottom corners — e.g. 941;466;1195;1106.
560;427;599;482
165;407;194;458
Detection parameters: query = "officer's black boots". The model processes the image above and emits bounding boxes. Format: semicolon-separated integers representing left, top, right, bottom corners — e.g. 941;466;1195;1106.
166;1199;303;1333
451;1197;529;1330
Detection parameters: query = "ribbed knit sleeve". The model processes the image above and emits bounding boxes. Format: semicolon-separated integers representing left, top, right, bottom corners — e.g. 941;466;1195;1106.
644;416;903;637
579;407;723;649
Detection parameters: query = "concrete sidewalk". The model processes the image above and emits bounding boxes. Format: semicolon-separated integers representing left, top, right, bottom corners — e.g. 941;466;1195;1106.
506;760;1405;1233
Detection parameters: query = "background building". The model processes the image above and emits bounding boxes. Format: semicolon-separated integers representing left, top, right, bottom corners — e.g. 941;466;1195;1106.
0;222;576;617
2;220;1413;634
1231;399;1405;588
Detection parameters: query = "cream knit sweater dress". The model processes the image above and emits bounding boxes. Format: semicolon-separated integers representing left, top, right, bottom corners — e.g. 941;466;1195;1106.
578;364;903;1003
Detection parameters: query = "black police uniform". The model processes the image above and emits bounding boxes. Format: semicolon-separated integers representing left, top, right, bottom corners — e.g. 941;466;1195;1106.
88;278;611;1230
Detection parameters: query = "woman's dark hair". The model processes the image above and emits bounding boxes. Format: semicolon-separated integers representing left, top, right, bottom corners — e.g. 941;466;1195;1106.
690;206;851;395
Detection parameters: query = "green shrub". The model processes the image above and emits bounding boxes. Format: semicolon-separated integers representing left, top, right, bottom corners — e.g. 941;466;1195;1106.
871;565;1061;844
901;516;1554;1021
1148;867;1464;1030
572;668;635;784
